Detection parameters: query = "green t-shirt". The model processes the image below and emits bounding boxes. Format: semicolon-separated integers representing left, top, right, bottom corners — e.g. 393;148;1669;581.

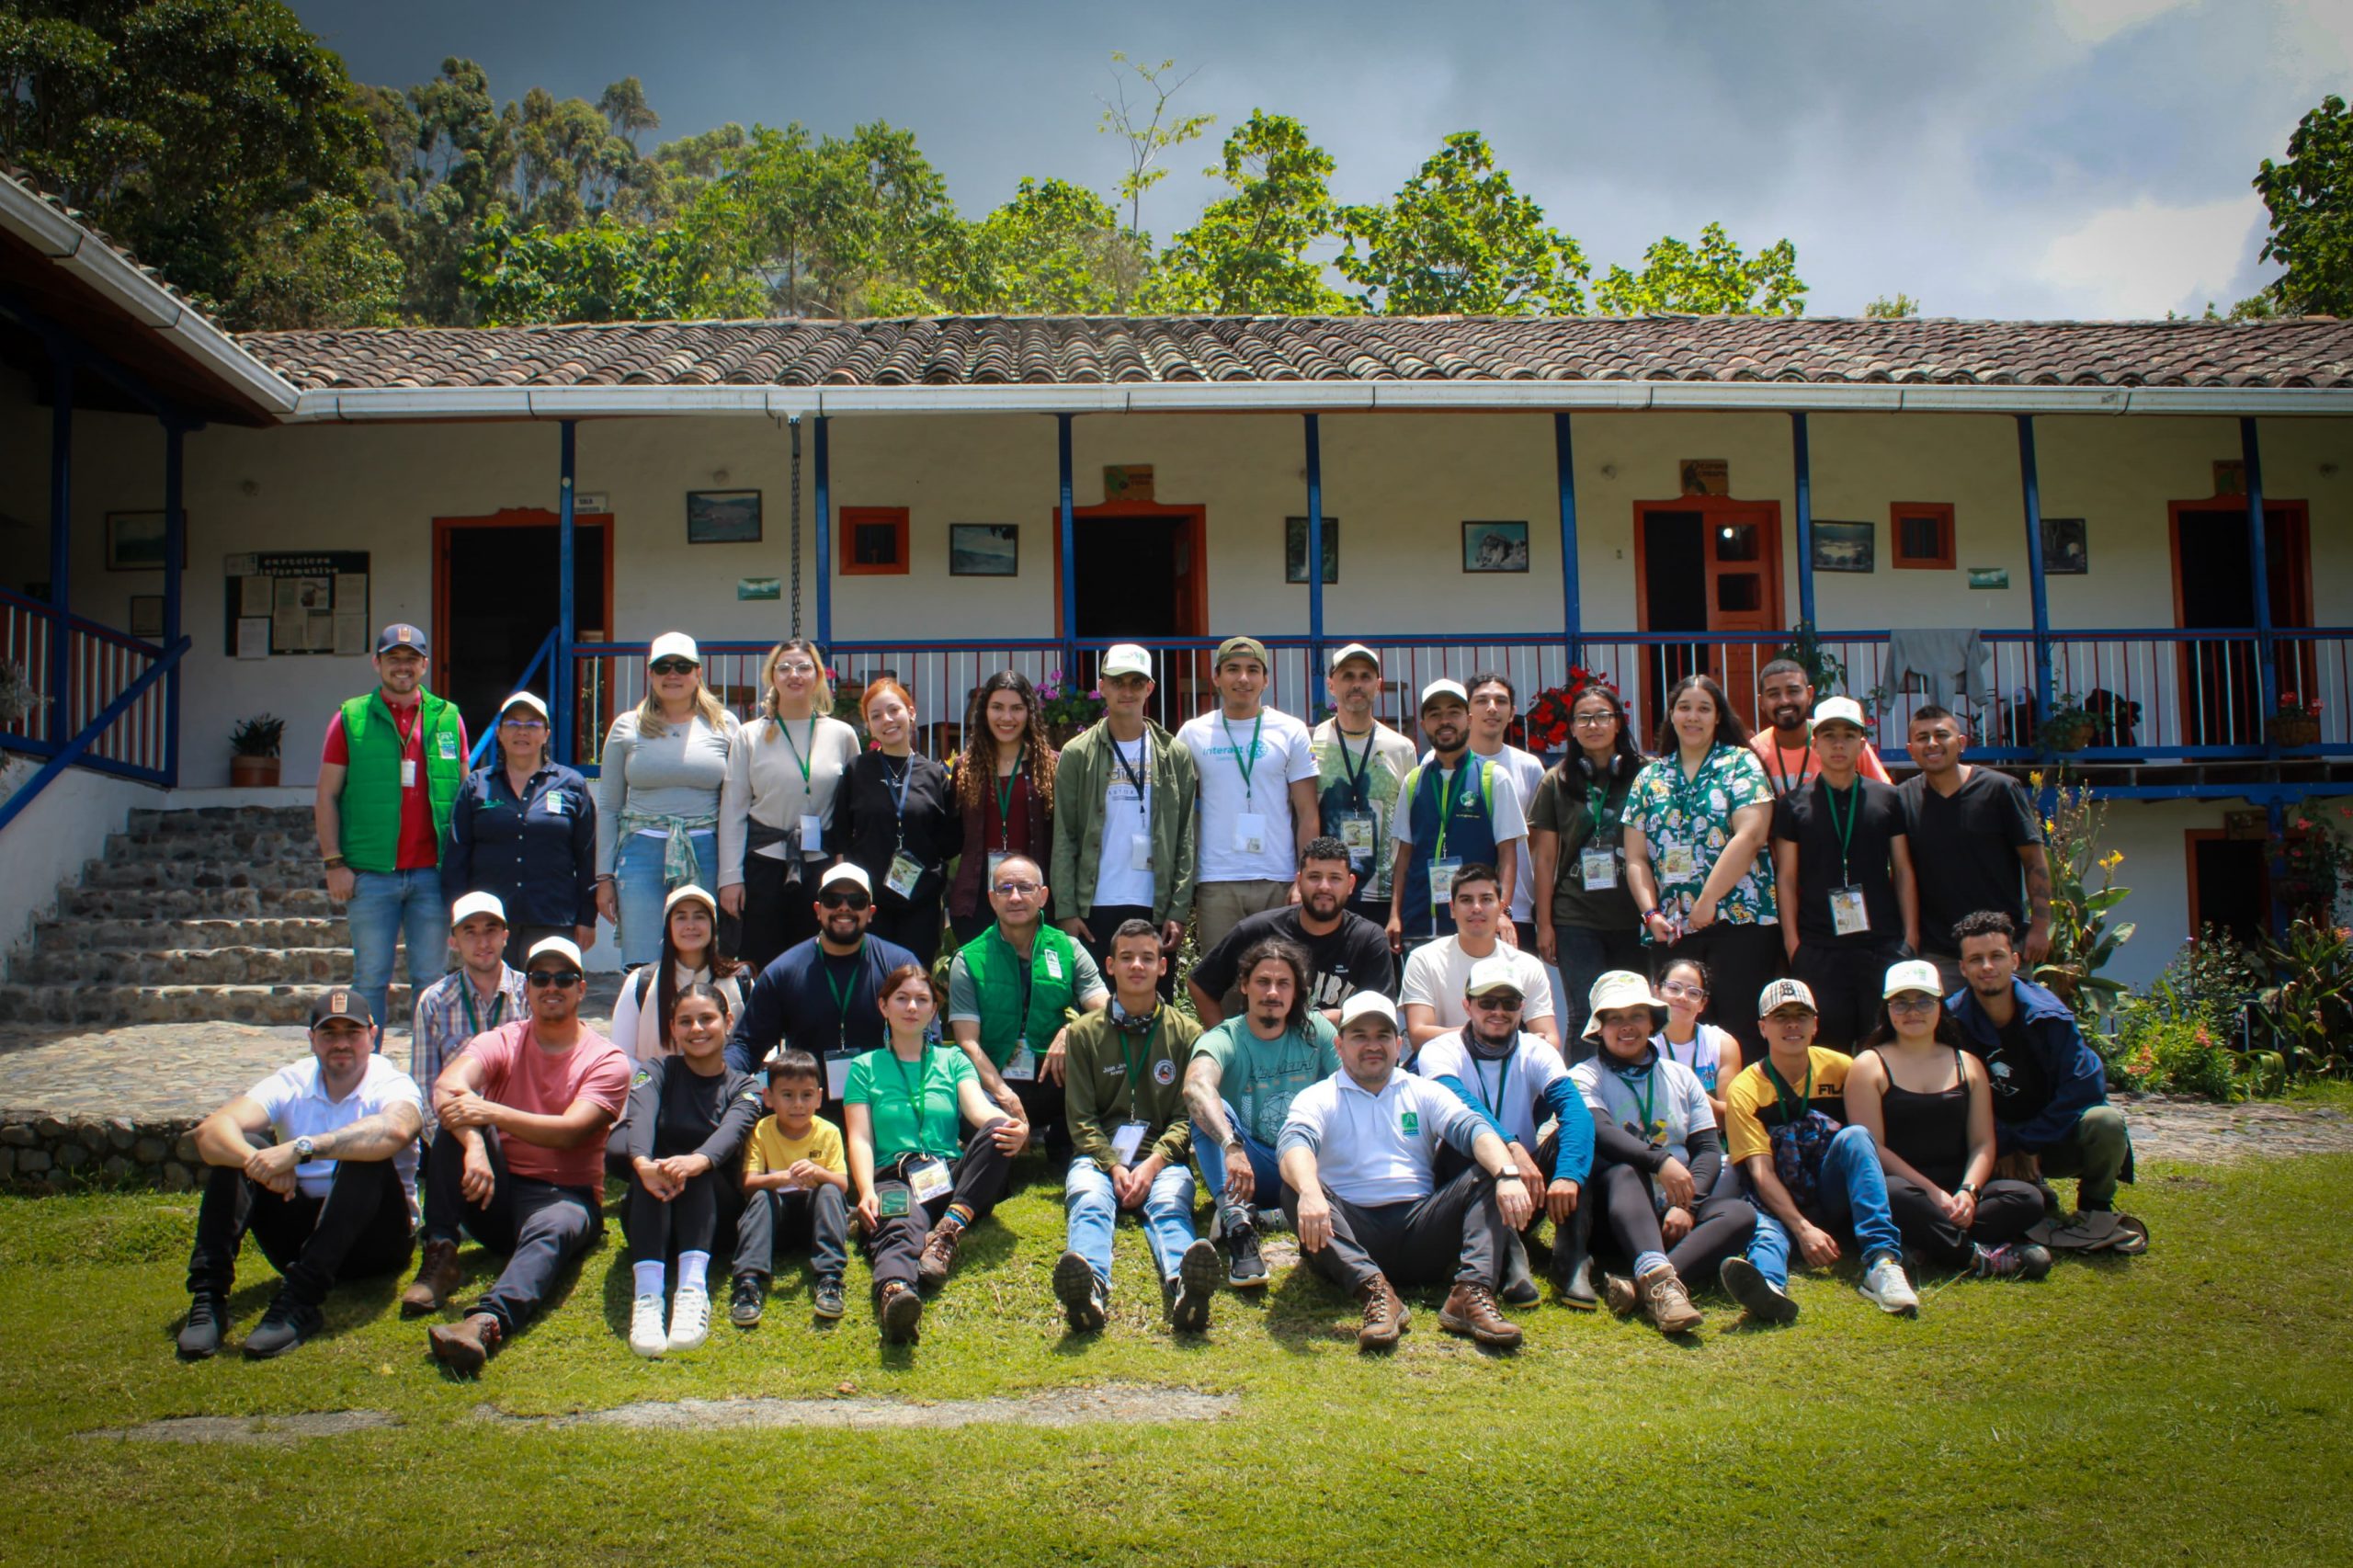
844;1044;975;1164
1191;1014;1340;1146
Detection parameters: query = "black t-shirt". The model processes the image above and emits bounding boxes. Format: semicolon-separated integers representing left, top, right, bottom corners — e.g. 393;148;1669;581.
831;751;959;909
1900;767;2044;954
1190;904;1396;1013
622;1056;762;1163
1773;777;1907;946
1965;1008;2053;1131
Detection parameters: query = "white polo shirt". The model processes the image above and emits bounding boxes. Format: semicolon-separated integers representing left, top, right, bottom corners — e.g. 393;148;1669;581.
246;1054;426;1202
1279;1068;1487;1206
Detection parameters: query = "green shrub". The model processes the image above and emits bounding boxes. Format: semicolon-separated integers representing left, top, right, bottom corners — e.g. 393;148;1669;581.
2110;1016;2248;1101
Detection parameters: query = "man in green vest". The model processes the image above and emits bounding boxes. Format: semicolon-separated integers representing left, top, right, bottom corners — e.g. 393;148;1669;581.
947;853;1109;1158
314;623;468;1040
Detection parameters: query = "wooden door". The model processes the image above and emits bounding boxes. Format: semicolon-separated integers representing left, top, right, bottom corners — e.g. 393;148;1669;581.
2169;500;2311;747
1634;499;1785;736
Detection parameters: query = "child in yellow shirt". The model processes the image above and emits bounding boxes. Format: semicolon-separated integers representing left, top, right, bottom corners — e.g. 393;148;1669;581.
731;1049;851;1324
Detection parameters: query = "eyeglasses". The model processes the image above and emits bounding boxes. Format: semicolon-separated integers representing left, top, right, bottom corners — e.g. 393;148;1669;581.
1571;711;1617;727
1886;994;1940;1014
992;881;1041;898
1659;980;1706;1000
1467;993;1523;1011
776;661;818;676
499;717;547;731
820;889;872;911
649;658;698;676
527;969;583;988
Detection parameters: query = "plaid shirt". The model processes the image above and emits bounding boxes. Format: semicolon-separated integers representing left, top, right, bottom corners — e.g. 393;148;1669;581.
410;963;527;1136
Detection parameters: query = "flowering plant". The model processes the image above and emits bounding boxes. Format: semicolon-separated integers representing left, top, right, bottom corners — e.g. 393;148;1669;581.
1036;669;1105;736
2276;690;2324;720
1520;666;1620;753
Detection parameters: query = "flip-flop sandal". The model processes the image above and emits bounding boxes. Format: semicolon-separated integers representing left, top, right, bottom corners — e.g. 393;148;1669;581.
2107;1213;2149;1256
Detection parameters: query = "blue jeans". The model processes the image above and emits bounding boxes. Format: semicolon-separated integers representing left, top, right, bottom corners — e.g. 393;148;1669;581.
615;828;719;966
1190;1100;1285;1225
347;868;447;1038
1064;1157;1199;1289
1747;1124;1904;1288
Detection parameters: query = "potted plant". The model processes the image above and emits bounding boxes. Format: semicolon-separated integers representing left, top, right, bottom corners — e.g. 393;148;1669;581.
229;713;285;787
0;657;45;733
2039;693;2097;755
2267;691;2323;749
1035;669;1105;745
1519;666;1619;758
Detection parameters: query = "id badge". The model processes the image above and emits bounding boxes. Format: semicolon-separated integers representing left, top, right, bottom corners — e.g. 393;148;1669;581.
1129;833;1154;870
824;1051;853;1103
543;790;570;817
886;851;924;898
1234;812;1267;856
986;850;1009;881
401;758;417;789
907;1157;953;1205
1004;1040;1038;1083
878;1187;912;1219
1661;845;1697;881
1830;885;1870;937
799;812;824;853
1333;810;1376;862
1109;1120;1149;1165
1581;848;1618;890
1429;857;1462;905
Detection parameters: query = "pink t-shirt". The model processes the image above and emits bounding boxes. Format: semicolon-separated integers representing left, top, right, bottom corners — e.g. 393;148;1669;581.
458;1019;630;1189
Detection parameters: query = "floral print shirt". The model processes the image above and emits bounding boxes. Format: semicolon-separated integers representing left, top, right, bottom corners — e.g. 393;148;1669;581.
1622;744;1778;935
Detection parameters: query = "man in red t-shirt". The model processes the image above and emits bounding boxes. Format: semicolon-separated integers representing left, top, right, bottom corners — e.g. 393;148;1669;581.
403;937;628;1374
1751;659;1891;797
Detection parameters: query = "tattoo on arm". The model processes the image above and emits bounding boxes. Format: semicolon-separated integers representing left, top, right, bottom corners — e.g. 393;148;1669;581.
2023;851;2053;918
307;1103;424;1162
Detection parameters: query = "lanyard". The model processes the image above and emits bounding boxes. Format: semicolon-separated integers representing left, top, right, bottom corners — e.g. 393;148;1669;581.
1109;732;1150;800
995;763;1019;848
775;715;818;786
459;977;507;1037
883;756;915;854
1764;1055;1814;1127
1118;1018;1154;1110
1767;736;1811;796
1431;758;1473;862
1220;711;1265;801
997;929;1036;1039
1612;1051;1658;1134
822;940;866;1054
1467;1049;1508;1122
1334;724;1376;808
1822;778;1860;883
890;1048;939;1158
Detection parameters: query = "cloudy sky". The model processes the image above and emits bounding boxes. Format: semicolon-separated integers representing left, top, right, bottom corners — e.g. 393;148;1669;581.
290;0;2353;319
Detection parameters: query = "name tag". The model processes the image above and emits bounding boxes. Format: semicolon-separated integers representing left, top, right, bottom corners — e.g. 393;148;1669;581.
1581;848;1618;890
1109;1121;1149;1165
1332;810;1376;862
986;850;1009;881
878;1186;912;1219
1830;885;1870;937
1429;857;1462;905
543;791;570;817
907;1156;953;1205
885;851;924;898
1661;845;1697;881
1234;812;1267;856
799;813;824;853
438;731;460;761
1130;834;1154;870
824;1051;852;1103
401;758;417;789
1043;950;1063;982
1004;1040;1038;1082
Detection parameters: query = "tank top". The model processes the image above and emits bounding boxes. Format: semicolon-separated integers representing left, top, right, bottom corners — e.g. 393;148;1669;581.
1654;1024;1734;1093
1871;1046;1970;1191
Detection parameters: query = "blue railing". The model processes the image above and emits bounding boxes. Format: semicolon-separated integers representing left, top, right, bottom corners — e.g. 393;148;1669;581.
465;628;561;769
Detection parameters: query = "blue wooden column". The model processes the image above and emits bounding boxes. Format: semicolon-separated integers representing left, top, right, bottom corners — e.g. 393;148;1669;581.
1554;412;1581;655
1304;414;1324;678
2016;415;2056;719
2241;416;2279;729
48;358;73;618
1790;412;1817;631
814;415;833;649
162;421;187;781
1057;414;1077;670
555;419;577;767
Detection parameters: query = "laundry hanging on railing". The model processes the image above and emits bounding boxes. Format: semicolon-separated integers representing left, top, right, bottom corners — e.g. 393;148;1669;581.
1885;628;1995;711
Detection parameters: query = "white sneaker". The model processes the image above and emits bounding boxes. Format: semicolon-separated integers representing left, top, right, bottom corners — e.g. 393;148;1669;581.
629;1292;668;1357
666;1283;710;1351
1859;1256;1919;1316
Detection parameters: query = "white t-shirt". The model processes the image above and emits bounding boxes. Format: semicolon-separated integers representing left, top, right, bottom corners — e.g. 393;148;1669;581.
1090;732;1157;909
1412;1028;1571;1151
245;1054;426;1202
1655;1024;1740;1096
1398;937;1557;1030
1390;758;1529;851
1476;744;1548;922
1178;705;1320;884
1277;1069;1487;1206
1571;1052;1716;1169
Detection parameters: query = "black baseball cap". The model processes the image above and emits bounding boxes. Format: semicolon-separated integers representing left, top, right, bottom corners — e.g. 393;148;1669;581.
375;623;428;656
309;987;376;1028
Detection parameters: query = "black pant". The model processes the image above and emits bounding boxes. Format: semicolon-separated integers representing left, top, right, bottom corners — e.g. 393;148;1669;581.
1008;1074;1070;1162
503;925;572;969
621;1163;749;1271
1282;1162;1505;1294
949;908;992;953
1071;903;1175;1000
423;1128;600;1332
859;1120;1015;1299
1790;939;1908;1051
187;1158;414;1306
1590;1159;1758;1286
737;1182;851;1280
741;853;821;974
870;898;945;971
1655;923;1782;1066
1883;1172;2044;1268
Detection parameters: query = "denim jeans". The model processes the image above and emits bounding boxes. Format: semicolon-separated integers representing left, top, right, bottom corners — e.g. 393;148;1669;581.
615;828;719;967
347;868;448;1038
1064;1156;1199;1290
1189;1099;1286;1225
1746;1123;1904;1288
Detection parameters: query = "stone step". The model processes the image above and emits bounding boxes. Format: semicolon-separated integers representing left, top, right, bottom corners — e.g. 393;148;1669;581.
31;916;349;952
127;805;315;835
105;828;314;863
79;858;320;893
8;947;404;988
56;885;335;920
0;982;415;1028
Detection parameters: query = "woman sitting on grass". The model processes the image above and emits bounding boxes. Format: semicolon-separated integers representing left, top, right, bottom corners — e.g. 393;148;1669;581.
620;982;762;1358
1843;960;2052;1281
1651;956;1742;1126
845;964;1027;1345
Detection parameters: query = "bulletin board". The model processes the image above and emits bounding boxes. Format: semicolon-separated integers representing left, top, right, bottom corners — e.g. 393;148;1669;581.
222;551;371;658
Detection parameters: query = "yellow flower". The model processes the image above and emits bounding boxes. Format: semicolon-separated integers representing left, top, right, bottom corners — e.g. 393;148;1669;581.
2100;850;2124;870
2029;770;2045;788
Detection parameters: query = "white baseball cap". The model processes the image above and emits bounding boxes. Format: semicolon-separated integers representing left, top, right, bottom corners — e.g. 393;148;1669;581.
648;631;700;666
1328;642;1381;673
498;690;550;722
1580;970;1669;1040
1419;677;1470;711
1757;977;1820;1017
1337;992;1401;1030
527;935;585;969
663;883;718;920
1101;643;1154;679
1881;960;1944;999
818;862;873;896
1812;696;1868;733
449;891;507;929
1463;955;1527;1000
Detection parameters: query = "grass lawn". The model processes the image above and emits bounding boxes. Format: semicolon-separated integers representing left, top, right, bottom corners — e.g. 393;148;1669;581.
2;1152;2348;1566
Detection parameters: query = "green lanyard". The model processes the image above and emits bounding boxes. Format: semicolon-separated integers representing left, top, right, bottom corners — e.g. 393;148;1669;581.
1611;1052;1657;1136
1822;778;1860;883
459;978;507;1037
1468;1051;1508;1122
775;715;818;786
1764;1055;1814;1127
890;1047;939;1159
1431;759;1473;862
1118;1018;1155;1114
995;764;1018;846
1767;736;1811;796
1334;725;1376;808
822;940;866;1054
1668;747;1720;821
1221;711;1266;802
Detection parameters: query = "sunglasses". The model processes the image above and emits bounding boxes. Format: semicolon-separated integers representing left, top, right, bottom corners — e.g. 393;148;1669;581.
527;969;584;988
1467;993;1523;1011
820;888;872;911
649;658;699;676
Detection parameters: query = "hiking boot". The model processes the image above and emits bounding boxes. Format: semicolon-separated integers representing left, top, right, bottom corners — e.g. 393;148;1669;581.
1498;1229;1540;1306
1971;1241;2053;1282
1169;1237;1222;1335
813;1276;846;1321
728;1273;766;1327
1602;1272;1639;1317
1859;1255;1920;1316
401;1238;460;1318
1638;1265;1704;1335
1355;1274;1407;1352
1052;1250;1108;1333
1222;1216;1269;1289
1720;1256;1800;1324
665;1283;710;1351
426;1311;502;1374
1438;1282;1524;1349
878;1280;923;1345
916;1221;962;1288
629;1292;667;1358
176;1293;228;1360
242;1293;322;1359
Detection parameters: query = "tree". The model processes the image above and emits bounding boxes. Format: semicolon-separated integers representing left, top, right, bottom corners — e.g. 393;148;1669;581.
1336;131;1586;314
1865;291;1920;318
1147;111;1351;314
1095;52;1213;240
1594;222;1808;315
932;177;1142;314
463;209;741;324
709;119;954;316
2253;94;2353;317
598;76;658;153
231;193;402;328
357;58;519;324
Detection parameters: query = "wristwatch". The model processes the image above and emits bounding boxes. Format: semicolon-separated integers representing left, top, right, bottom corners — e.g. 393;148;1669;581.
1957;1180;1979;1197
1495;1171;1525;1183
294;1136;316;1160
1223;1135;1246;1155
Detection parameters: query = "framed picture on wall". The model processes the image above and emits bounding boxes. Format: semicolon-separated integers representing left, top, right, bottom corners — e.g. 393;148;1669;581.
949;524;1018;576
2041;517;2088;574
1812;519;1875;573
1284;517;1338;584
687;489;762;544
106;511;167;572
129;596;164;637
1461;521;1529;574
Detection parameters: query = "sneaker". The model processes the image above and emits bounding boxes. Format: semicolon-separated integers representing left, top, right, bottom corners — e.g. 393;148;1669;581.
878;1280;923;1345
666;1284;710;1351
242;1294;322;1359
1169;1237;1222;1335
400;1238;461;1318
1719;1256;1800;1324
629;1292;668;1357
1859;1255;1920;1316
1355;1274;1406;1351
176;1294;228;1360
1222;1217;1269;1289
813;1276;846;1321
1438;1282;1523;1349
1638;1265;1704;1335
426;1311;503;1374
728;1274;766;1327
1970;1242;2053;1282
1602;1271;1639;1317
1052;1250;1108;1333
916;1221;962;1288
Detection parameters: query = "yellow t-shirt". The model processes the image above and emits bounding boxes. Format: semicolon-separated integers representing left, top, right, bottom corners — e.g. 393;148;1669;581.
743;1113;847;1181
1724;1047;1853;1165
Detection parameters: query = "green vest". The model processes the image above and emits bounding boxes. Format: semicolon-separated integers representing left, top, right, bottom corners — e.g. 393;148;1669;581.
960;922;1082;1068
337;690;464;873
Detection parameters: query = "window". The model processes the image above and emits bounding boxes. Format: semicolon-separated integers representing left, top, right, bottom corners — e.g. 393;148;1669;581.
1890;502;1955;570
839;506;910;575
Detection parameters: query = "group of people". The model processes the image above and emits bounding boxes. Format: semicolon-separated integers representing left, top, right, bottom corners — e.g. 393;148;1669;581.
170;624;2141;1367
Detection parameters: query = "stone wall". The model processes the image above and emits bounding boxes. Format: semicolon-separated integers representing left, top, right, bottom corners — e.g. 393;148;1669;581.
0;1114;205;1193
